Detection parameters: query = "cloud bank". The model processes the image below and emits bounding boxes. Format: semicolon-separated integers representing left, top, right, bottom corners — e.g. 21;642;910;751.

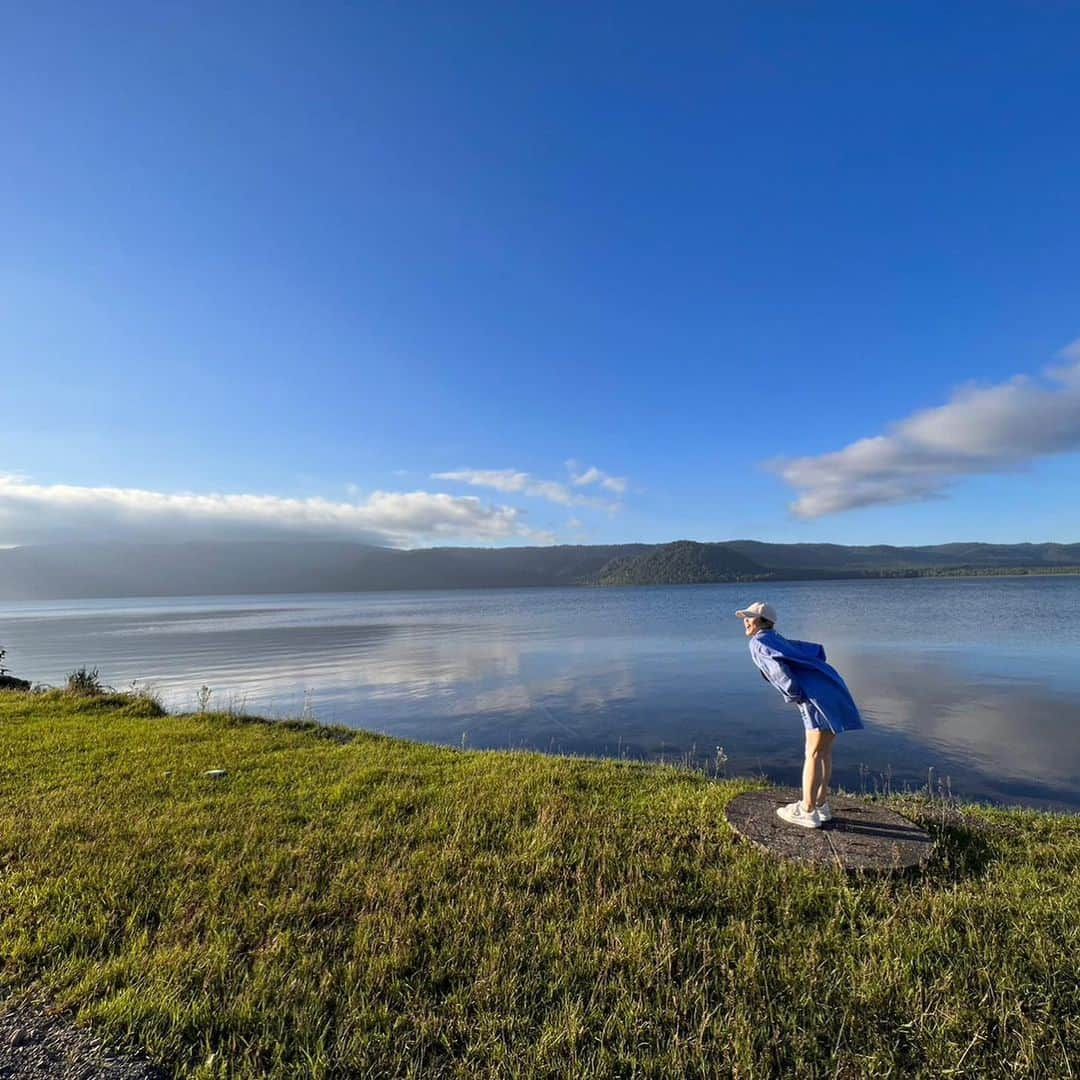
434;462;626;510
774;343;1080;518
0;476;553;547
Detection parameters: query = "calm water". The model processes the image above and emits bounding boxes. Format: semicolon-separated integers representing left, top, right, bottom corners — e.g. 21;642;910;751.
2;578;1079;811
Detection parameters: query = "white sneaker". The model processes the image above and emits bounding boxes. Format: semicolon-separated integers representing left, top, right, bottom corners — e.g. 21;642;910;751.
817;802;833;822
776;801;823;828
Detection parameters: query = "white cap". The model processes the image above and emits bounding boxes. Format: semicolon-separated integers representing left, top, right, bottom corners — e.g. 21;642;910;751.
735;601;777;624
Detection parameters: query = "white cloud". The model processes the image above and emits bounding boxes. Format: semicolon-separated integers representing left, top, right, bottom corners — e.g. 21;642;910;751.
433;465;623;510
0;476;553;547
566;460;629;494
773;342;1080;518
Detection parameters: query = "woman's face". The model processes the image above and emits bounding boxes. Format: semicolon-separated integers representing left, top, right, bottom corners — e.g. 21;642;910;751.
743;616;761;636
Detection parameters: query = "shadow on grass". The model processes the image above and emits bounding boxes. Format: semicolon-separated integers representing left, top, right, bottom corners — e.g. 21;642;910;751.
206;710;359;745
898;804;998;885
30;689;168;718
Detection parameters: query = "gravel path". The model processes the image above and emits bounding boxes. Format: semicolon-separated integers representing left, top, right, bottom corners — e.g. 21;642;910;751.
0;999;166;1080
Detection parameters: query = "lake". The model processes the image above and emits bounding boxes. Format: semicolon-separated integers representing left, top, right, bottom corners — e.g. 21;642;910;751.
2;577;1078;811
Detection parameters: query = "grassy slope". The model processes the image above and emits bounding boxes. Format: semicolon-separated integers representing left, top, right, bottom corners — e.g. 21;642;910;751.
0;693;1077;1079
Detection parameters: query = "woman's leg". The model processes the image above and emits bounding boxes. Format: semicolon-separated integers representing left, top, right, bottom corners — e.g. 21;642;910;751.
803;730;836;811
815;734;835;807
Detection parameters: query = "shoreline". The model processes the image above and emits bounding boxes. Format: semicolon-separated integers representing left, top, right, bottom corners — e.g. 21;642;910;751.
7;681;1080;816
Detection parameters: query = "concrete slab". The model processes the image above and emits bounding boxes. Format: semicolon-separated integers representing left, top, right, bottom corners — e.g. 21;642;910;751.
725;788;934;872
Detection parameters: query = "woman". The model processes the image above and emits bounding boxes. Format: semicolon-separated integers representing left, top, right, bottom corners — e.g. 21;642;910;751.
736;601;863;828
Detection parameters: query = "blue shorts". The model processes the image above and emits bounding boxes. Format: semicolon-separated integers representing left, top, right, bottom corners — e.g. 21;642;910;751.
799;701;839;734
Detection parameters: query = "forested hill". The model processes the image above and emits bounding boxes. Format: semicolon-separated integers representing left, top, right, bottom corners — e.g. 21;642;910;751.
593;540;1080;586
0;539;1078;600
592;541;765;585
722;540;1080;572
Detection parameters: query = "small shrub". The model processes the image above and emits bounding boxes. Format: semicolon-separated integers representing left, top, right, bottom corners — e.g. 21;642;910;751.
126;679;164;711
66;666;104;695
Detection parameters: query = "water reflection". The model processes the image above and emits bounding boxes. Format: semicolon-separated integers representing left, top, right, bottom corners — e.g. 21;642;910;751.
838;651;1080;807
1;581;1078;811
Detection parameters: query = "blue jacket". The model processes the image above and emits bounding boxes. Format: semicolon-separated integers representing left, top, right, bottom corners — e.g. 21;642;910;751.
749;629;864;733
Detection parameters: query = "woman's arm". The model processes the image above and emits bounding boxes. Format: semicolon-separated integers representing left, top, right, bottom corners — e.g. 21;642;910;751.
751;643;806;704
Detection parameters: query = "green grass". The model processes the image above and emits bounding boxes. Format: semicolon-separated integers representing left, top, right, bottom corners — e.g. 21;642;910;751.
1;691;1077;1078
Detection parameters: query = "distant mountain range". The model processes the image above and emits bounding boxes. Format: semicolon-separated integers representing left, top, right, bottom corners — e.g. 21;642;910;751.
1;538;1079;600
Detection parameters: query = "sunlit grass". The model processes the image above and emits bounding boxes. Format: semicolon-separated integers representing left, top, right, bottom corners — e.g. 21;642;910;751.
1;690;1077;1077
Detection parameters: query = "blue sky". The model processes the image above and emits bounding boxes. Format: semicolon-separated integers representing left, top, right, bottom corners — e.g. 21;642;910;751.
3;2;1079;548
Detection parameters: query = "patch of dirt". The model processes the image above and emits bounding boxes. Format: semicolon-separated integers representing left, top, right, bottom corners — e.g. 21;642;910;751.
0;999;166;1080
